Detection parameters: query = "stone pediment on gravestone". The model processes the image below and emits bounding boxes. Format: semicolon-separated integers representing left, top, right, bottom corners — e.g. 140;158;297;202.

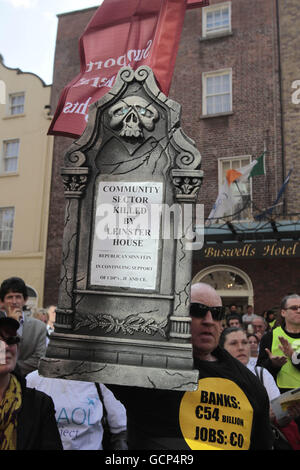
39;66;203;390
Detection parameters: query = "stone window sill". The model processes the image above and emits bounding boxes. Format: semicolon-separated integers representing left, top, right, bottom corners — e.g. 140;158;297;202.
3;113;26;120
0;172;19;177
200;111;234;119
199;31;233;42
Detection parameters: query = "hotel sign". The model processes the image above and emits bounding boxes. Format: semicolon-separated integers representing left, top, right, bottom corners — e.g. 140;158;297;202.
201;241;300;259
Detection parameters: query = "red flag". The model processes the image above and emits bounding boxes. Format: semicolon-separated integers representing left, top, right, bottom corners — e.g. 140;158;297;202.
49;0;188;138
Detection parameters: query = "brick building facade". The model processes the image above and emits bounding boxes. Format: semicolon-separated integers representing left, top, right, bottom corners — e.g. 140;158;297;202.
277;0;300;214
44;1;299;315
44;8;96;306
171;0;282;218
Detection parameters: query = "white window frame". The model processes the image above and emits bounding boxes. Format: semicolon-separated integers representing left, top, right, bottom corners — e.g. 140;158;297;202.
202;1;232;38
202;68;232;116
2;139;20;174
0;207;15;252
8;92;25;116
218;155;253;220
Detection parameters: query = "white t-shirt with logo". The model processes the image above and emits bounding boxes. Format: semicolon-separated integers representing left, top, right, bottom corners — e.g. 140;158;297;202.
26;370;127;450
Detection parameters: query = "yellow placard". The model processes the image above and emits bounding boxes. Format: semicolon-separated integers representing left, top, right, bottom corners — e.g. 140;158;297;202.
179;377;253;450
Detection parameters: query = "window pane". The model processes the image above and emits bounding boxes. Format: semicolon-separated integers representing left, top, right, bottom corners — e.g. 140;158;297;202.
11;106;23;115
206;94;228;114
214;75;222;94
221;74;230;92
9;93;24;115
215;95;222;113
232;183;242;197
3;140;19;173
0;208;14;251
5;157;18;172
206;73;230;96
13;95;24;105
221;8;229;25
214;10;221;27
206;76;215;95
222;161;231;172
232;159;241;170
220;157;252;220
205;72;232;114
206;96;215;114
206;12;214;29
5;141;19;156
221;93;230;112
221;161;231;184
2;208;14;227
206;7;230;32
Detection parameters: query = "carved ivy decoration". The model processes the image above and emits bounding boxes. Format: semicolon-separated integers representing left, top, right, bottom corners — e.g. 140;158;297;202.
74;313;168;337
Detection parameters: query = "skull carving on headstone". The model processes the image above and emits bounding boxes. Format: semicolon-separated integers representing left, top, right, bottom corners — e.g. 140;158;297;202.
108;96;159;138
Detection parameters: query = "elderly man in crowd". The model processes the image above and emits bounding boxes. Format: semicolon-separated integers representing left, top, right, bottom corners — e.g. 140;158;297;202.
252;316;268;340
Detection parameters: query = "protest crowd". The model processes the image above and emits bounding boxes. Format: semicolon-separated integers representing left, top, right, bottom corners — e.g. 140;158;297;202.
2;0;300;455
0;275;299;451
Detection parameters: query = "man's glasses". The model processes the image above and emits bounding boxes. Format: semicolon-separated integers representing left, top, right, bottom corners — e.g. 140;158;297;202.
190;303;225;321
285;305;300;311
0;335;20;346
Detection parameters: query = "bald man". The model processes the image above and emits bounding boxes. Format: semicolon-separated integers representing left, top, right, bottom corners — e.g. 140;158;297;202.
190;282;224;362
107;283;273;450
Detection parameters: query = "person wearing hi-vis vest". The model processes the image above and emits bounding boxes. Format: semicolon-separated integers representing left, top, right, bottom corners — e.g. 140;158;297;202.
257;294;300;429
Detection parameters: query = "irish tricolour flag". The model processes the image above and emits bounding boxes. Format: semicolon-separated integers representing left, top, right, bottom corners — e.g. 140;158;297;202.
206;153;265;224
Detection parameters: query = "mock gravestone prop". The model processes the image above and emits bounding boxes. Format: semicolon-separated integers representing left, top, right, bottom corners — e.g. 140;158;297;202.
39;66;203;390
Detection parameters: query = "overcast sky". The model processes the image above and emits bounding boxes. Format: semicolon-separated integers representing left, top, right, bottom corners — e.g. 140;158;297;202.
0;0;104;85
